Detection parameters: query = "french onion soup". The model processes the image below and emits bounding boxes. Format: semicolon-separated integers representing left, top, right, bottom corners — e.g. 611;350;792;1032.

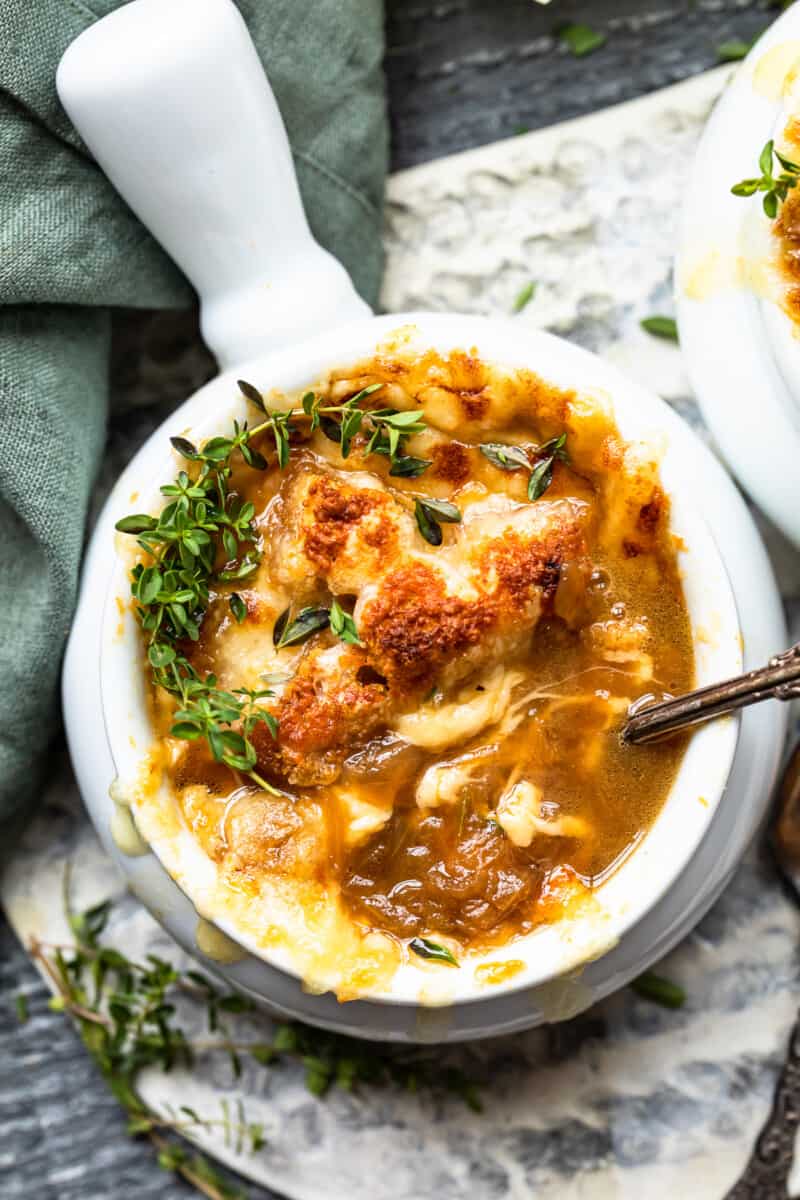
118;347;693;995
773;123;800;320
737;123;800;321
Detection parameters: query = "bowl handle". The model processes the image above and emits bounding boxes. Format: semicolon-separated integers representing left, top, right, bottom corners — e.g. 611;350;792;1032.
56;0;372;367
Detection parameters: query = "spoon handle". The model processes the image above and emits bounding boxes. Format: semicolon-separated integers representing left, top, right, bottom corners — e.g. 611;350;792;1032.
621;643;800;745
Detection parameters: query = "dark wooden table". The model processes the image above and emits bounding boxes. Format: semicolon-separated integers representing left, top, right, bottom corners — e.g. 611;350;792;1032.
0;2;781;1197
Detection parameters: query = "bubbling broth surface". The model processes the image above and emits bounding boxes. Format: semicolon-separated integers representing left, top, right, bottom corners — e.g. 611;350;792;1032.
141;346;694;970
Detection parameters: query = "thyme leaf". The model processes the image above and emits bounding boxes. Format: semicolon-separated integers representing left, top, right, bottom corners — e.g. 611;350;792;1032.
717;37;755;63
115;513;158;534
273;605;331;649
512;281;537;312
229;593;247;625
418;497;462;522
318;414;343;444
329;599;362;647
274;601;362;649
640;315;678;341
414;498;462;546
630;971;686;1010
409;937;459;967
236;378;266;412
216;552;260;583
527;456;555;501
527;433;568;502
559;22;606;57
169;435;200;460
479;442;531;471
388;454;433;478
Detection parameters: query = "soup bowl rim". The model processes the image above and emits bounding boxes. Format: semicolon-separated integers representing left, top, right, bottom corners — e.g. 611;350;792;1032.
95;312;743;1007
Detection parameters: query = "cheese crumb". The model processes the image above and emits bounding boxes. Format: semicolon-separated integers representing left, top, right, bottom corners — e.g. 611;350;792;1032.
496;781;588;846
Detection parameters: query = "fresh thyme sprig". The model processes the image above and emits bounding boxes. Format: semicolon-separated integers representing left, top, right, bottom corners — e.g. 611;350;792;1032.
732;138;800;218
117;425;282;795
479;433;568;500
31;875;262;1199
116;378;432;795
241;379;431;477
303;384;430;473
169;672;279;789
32;880;483;1199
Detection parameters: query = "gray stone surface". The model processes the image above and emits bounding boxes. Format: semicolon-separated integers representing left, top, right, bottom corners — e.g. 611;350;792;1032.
383;0;775;168
2;4;797;1200
0;921;213;1200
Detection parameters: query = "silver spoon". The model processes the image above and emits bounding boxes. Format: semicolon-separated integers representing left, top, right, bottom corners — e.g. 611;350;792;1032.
621;643;800;746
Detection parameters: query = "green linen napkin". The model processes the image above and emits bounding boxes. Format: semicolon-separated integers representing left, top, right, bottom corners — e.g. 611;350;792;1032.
0;0;387;843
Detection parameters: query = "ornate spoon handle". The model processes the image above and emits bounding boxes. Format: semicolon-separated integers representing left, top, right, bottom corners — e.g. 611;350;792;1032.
621;644;800;746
